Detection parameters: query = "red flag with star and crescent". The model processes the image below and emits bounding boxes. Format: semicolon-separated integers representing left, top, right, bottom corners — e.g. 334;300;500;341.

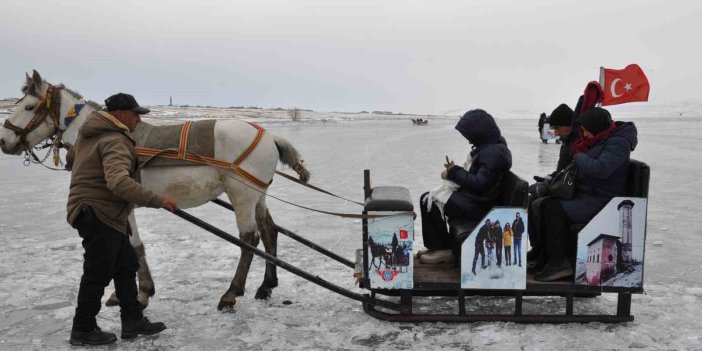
602;64;650;106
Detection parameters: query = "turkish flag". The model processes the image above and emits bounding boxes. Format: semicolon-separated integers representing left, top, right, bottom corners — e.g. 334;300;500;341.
399;229;408;239
602;64;650;106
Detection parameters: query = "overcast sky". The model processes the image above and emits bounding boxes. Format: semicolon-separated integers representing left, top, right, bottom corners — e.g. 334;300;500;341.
1;0;700;115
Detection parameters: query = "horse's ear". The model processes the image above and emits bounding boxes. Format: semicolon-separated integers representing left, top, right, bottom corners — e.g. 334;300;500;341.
25;72;32;87
32;70;43;88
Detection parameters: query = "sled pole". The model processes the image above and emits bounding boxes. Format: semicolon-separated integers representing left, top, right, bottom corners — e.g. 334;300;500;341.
210;198;355;269
172;208;401;311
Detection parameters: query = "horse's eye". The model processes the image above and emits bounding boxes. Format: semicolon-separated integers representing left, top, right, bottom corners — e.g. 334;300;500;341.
24;105;34;111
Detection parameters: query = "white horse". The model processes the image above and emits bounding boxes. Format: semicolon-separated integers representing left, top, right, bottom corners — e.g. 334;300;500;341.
0;70;310;310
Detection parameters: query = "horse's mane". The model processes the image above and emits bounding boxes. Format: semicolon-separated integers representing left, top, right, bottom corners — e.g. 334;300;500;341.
21;81;102;110
60;84;103;110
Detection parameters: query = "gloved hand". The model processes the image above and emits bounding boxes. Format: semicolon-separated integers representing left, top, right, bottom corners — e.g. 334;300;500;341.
528;182;549;198
532;174;553;183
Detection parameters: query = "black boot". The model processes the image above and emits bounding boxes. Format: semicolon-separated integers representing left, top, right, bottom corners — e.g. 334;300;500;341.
526;253;547;274
121;317;167;339
534;258;573;282
69;326;117;346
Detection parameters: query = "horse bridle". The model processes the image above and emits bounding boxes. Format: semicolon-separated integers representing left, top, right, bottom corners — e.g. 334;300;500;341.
3;84;69;166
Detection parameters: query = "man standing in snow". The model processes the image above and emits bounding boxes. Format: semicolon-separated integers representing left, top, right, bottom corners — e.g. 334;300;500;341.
511;212;525;267
472;219;491;274
66;93;177;346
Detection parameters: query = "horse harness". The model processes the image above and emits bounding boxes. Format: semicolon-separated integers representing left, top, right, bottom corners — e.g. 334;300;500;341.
135;121;270;188
4;84;73;167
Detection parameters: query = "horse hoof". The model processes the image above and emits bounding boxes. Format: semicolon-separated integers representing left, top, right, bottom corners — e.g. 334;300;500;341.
217;293;237;311
105;293;119;307
255;287;272;300
137;292;151;309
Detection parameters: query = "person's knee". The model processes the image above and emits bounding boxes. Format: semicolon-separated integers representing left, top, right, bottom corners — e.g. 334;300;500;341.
544;198;565;215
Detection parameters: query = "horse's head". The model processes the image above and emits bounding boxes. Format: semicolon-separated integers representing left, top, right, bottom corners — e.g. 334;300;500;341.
0;70;84;155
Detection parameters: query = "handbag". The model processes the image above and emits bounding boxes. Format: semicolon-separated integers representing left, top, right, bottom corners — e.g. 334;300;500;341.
547;163;576;199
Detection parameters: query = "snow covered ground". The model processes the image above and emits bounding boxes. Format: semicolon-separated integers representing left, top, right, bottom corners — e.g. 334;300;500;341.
2;108;702;350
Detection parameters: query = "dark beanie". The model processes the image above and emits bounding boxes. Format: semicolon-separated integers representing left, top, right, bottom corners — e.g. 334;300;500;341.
548;104;573;127
577;107;612;134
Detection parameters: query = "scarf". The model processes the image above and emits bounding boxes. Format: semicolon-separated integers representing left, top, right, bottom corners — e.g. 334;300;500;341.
423;156;472;218
575;122;617;154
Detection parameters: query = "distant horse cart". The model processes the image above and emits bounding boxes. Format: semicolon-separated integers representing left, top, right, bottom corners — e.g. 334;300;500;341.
1;71;650;323
411;118;429;125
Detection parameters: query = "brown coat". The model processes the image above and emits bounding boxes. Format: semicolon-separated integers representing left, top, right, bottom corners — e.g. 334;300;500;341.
66;111;164;234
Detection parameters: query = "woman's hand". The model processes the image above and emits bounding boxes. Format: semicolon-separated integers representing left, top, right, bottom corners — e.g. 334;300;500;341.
441;159;455;179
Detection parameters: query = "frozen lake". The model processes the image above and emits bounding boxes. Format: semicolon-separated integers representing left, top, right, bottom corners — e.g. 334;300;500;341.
2;116;702;350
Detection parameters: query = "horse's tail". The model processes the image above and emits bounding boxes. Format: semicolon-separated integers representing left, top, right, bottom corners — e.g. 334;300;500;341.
273;135;310;183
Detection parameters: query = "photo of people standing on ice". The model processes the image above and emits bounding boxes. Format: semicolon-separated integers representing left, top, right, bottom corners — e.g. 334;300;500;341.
461;208;527;289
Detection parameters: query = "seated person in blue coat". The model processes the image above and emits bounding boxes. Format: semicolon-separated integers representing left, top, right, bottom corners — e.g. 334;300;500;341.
532;107;638;281
417;109;512;264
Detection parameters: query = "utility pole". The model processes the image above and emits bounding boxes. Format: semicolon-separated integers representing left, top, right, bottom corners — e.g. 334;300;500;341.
169;96;173;106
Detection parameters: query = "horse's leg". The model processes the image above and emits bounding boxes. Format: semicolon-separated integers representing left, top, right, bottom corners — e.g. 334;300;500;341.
218;189;260;311
105;211;155;309
254;199;278;300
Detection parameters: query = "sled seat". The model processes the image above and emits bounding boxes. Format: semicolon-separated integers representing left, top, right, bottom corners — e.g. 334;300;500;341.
448;171;529;257
364;186;414;212
570;159;650;234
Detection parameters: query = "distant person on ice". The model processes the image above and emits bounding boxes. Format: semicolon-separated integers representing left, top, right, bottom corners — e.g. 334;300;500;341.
417;109;512;264
538;112;548;143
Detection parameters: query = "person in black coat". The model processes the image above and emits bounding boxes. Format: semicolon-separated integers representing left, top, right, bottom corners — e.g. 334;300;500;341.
534;107;638;281
419;109;512;263
527;103;575;264
472;219;490;274
492;220;504;266
511;212;525;266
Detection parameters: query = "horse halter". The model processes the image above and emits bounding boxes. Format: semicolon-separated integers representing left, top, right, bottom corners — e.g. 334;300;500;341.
3;84;68;167
4;84;64;146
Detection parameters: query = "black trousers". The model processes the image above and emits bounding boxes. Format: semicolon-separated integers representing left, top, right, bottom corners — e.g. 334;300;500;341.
420;193;452;250
541;198;570;262
72;206;141;331
495;237;503;266
527;196;548;255
472;245;485;272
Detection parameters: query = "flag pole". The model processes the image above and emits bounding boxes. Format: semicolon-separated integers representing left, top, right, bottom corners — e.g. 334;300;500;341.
598;66;604;107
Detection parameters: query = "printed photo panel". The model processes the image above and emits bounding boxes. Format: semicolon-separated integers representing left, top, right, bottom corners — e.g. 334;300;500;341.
460;208;528;290
575;197;647;288
367;212;414;289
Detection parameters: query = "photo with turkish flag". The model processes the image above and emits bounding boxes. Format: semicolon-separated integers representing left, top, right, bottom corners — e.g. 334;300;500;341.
602;64;650;106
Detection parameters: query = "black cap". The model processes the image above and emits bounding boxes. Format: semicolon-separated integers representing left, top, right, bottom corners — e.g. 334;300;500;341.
105;93;150;114
548;104;574;127
578;107;612;135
